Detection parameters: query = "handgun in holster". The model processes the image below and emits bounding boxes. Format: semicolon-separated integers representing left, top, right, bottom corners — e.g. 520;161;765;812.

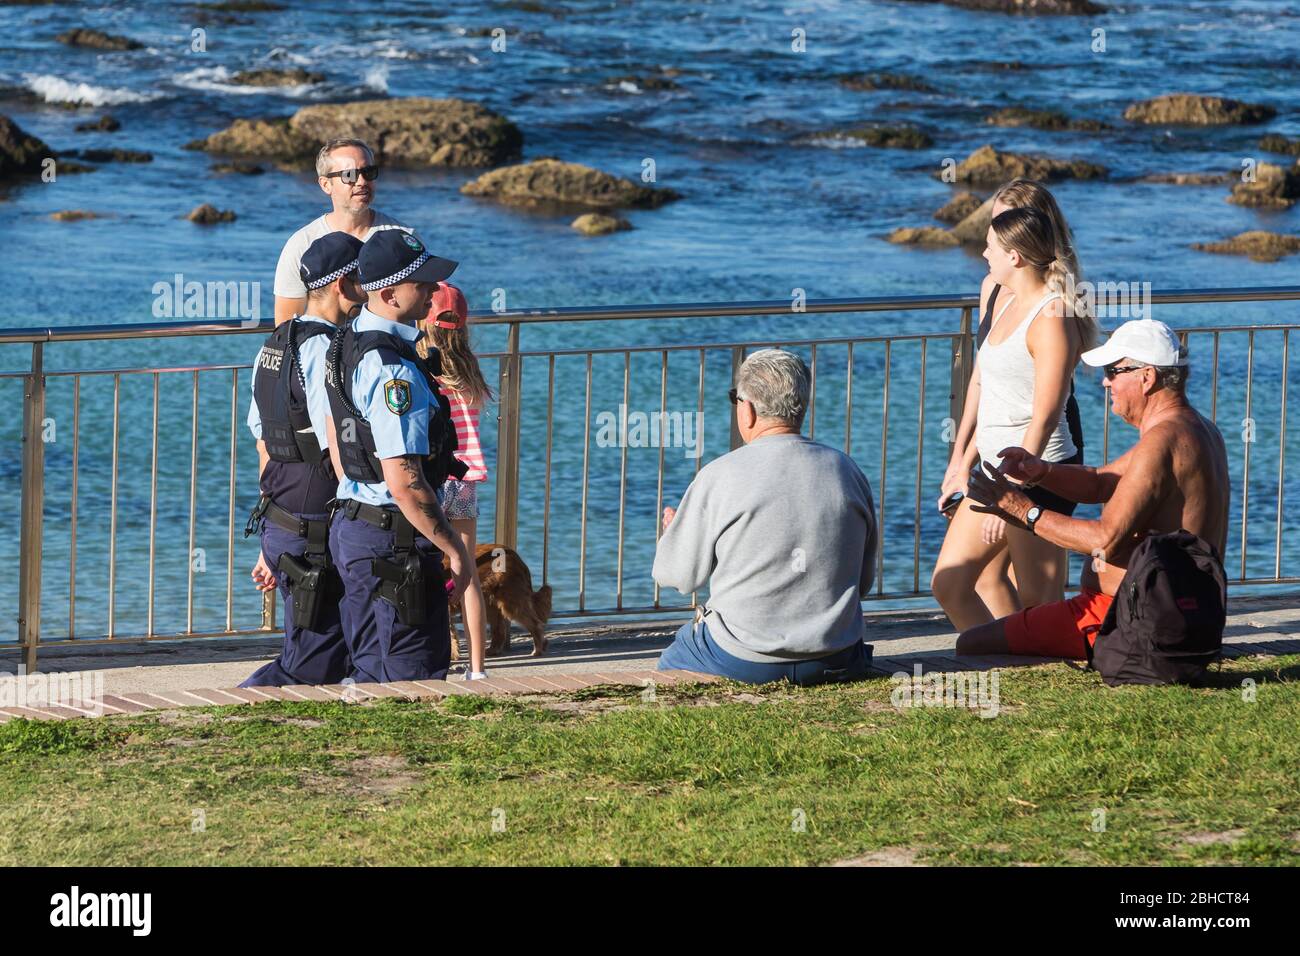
372;549;429;627
276;511;335;632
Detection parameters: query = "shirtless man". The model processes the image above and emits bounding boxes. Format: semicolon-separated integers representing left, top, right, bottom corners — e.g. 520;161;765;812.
956;318;1230;658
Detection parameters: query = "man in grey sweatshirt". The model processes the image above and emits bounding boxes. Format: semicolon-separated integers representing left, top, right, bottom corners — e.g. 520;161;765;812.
654;349;878;685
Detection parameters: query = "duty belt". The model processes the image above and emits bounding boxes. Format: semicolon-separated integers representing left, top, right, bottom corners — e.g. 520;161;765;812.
245;494;331;556
340;498;418;550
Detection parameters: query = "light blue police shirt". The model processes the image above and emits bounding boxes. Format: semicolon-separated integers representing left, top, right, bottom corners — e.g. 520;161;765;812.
246;316;337;452
335;307;434;507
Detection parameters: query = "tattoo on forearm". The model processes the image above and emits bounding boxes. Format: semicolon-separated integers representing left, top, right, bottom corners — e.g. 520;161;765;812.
417;499;453;541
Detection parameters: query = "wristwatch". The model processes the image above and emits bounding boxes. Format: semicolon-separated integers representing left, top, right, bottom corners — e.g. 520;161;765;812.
1025;506;1043;535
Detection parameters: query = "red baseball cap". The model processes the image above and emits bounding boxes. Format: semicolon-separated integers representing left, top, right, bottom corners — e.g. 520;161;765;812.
430;283;468;328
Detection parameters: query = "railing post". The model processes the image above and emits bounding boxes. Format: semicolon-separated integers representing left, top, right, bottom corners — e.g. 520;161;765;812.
949;307;973;435
729;346;744;452
494;321;522;551
18;341;45;673
261;588;276;631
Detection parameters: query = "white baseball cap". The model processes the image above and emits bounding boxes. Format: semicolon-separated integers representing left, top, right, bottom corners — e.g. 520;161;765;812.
1081;319;1187;369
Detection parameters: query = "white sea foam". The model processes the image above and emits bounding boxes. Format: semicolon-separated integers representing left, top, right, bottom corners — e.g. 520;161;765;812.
800;133;868;149
263;47;313;66
363;64;389;94
313;39;417;61
23;74;161;106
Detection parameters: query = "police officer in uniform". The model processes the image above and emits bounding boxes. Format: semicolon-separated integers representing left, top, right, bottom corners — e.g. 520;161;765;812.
325;229;473;683
243;233;367;687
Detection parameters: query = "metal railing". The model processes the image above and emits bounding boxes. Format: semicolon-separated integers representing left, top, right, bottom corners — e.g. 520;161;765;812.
6;285;1299;671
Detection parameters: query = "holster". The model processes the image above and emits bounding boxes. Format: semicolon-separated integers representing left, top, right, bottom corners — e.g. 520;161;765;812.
280;552;327;631
372;549;429;627
255;496;337;632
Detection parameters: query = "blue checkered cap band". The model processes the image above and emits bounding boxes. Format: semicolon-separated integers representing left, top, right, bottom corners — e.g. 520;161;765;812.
305;258;359;291
359;251;431;292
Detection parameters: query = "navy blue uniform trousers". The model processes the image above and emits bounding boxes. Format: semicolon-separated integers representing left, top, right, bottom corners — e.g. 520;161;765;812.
330;511;451;683
241;513;351;687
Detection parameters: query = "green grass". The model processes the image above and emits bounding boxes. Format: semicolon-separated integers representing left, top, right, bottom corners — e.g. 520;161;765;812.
2;656;1298;866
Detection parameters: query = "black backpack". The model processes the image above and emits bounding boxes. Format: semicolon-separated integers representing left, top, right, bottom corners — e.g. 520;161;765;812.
1087;530;1226;687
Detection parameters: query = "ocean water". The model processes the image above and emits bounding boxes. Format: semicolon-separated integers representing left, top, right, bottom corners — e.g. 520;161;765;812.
1;0;1298;640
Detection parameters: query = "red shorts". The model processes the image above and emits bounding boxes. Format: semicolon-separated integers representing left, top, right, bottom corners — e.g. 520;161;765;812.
1003;588;1114;659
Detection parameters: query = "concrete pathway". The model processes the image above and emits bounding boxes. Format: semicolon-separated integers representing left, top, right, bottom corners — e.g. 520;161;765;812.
0;594;1296;722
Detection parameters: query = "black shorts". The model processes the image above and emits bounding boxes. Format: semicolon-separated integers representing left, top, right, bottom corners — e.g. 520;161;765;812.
1025;450;1083;516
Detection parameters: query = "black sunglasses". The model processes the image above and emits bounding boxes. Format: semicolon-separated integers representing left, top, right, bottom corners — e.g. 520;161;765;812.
323;165;379;185
1103;363;1147;380
728;387;746;405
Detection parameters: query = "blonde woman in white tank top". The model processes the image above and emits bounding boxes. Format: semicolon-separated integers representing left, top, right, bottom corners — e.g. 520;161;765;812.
932;204;1087;632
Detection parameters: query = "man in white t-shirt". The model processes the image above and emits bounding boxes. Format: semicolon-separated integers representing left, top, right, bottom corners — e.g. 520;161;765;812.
273;137;410;325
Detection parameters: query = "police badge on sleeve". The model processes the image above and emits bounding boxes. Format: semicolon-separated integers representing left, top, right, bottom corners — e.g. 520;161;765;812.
384;379;411;415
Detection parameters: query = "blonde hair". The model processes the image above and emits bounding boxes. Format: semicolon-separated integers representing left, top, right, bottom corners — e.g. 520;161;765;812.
992;179;1097;350
417;314;493;406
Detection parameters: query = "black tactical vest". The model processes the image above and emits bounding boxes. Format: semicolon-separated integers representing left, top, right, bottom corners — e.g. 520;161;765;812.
252;319;337;515
253;319;333;463
325;320;467;492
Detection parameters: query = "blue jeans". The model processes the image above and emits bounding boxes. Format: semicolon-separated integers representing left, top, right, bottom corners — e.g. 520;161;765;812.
657;618;873;687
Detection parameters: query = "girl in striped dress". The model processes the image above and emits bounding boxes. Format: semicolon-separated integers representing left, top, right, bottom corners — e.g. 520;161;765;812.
419;283;493;678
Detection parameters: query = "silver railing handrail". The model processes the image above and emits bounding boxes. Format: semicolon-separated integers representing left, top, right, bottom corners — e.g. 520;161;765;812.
2;286;1298;346
11;285;1299;671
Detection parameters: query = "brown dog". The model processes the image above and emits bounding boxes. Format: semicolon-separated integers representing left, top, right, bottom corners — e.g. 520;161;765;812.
448;543;551;659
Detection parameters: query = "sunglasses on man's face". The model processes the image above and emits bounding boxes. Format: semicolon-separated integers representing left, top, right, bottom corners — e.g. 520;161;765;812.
728;388;745;405
323;165;379;185
1103;363;1148;381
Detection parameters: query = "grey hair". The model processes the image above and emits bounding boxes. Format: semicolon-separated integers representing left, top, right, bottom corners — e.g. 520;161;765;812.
736;348;810;428
315;138;374;177
1153;343;1189;390
1155;364;1189;390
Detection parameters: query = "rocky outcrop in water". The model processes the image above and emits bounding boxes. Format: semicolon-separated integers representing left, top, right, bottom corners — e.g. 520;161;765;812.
187;203;237;224
188;118;306;162
572;213;632;235
462;158;679;210
1123;94;1276;126
212;160;265;175
1192;231;1300;263
935;191;985;223
948;195;997;243
939;145;1107;186
1259;134;1300;157
187;97;523;168
74;115;120;133
56;28;142;51
888;226;960;247
839;72;937;93
985;107;1108;131
1227;161;1300;209
890;194;996;248
0;115;52;180
845;126;933;149
229;68;324;87
50;209;102;221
